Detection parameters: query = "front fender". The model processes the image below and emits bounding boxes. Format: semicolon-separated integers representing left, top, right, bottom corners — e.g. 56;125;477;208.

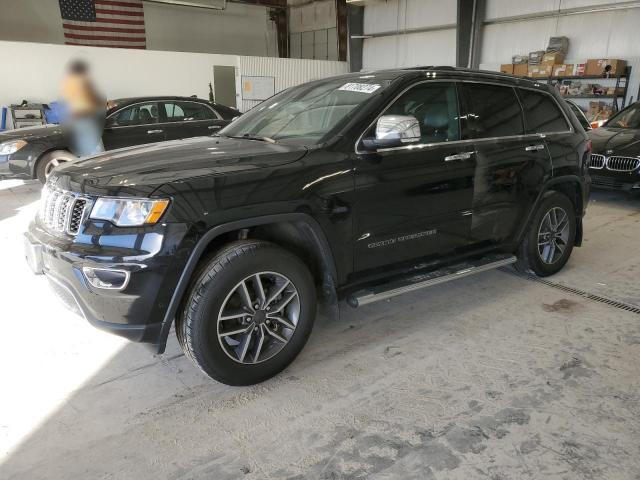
153;212;337;354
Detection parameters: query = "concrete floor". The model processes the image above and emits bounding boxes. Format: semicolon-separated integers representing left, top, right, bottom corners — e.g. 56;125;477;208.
1;179;639;480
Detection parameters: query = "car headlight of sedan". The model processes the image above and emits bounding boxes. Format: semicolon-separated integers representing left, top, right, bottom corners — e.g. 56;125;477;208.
90;197;170;227
0;139;27;155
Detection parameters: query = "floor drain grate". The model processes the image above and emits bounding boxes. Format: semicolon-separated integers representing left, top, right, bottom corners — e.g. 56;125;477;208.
501;268;640;315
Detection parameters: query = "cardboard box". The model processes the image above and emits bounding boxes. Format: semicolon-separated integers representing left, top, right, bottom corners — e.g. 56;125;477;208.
528;50;546;65
500;64;514;74
513;63;529;76
585;59;627;76
546;36;569;55
606;87;625;96
541;52;565;66
512;54;528;64
552;64;574;77
574;63;586;76
528;65;553;78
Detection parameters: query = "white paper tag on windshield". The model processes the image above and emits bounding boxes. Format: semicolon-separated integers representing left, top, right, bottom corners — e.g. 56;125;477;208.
338;83;381;94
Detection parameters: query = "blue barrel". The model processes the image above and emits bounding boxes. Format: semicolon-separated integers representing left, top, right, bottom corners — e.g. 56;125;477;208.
0;107;6;131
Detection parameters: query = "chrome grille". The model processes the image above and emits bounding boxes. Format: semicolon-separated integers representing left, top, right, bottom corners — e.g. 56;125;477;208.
588;154;605;169
69;199;87;234
39;186;89;235
606;156;640;172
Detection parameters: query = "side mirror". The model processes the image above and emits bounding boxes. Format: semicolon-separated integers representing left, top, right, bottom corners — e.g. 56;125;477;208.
362;115;421;150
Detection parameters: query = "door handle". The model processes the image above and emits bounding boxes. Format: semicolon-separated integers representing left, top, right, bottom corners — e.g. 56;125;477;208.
444;151;474;162
525;144;545;151
208;125;222;130
147;129;163;134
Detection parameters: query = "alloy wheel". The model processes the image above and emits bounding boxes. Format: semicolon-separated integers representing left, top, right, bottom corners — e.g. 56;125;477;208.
44;158;67;178
216;271;300;364
537;207;570;264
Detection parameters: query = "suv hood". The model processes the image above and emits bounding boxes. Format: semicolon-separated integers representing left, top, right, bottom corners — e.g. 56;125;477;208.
54;135;308;195
589;127;640;155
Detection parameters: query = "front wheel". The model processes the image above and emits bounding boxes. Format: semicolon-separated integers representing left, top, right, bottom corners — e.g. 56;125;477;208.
176;240;317;386
515;192;577;277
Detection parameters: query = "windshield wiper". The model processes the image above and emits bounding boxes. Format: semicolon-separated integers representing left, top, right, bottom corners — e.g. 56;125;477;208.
227;133;277;143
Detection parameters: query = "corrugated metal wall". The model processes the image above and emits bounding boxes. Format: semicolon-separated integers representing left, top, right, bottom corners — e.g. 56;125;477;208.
236;56;349;112
362;0;457;70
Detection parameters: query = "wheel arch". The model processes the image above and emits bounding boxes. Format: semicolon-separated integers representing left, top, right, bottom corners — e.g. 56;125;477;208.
517;175;587;247
154;213;338;354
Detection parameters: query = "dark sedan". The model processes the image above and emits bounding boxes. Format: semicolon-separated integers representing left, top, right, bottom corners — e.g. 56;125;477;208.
588;101;640;192
0;96;240;182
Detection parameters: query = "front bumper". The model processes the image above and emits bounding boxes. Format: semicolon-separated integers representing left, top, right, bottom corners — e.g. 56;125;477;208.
590;170;640;192
0;152;35;178
24;218;191;350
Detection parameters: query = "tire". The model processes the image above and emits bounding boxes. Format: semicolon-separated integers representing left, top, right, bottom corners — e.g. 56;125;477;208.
176;240;317;386
515;192;576;277
36;150;77;183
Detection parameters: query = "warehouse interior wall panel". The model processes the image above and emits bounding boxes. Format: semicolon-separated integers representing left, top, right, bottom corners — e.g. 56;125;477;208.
0;0;277;57
288;0;337;60
143;1;278;56
362;29;457;70
361;0;456;70
364;0;456;34
485;0;637;20
236;56;349;112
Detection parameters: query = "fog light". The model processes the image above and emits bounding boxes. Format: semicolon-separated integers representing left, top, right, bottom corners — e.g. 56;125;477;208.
82;267;130;290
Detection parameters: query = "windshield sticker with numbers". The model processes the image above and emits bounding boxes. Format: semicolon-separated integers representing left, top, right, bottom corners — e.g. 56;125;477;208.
338;83;381;94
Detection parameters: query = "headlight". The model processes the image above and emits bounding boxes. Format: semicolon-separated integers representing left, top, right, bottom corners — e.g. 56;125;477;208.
90;197;170;227
0;139;27;155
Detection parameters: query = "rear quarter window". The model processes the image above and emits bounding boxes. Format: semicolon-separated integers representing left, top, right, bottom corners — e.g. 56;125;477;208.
519;89;570;133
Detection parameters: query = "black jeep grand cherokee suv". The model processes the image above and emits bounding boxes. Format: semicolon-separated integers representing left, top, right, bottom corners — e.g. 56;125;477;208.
25;68;590;385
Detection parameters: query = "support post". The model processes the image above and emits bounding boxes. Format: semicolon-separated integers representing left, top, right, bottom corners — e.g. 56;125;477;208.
457;0;485;69
347;4;364;71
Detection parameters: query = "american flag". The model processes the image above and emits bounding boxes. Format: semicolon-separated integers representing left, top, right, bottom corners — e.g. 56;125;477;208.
58;0;146;49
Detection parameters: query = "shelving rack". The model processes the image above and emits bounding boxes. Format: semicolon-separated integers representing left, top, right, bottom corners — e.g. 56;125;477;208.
533;66;631;111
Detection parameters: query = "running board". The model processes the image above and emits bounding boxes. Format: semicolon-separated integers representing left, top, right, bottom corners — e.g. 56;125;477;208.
347;253;517;307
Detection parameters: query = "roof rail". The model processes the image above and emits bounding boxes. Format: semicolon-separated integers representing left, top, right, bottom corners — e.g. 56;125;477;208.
402;65;539;84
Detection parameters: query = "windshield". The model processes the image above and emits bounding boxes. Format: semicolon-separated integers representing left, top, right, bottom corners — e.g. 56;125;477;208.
606;103;640;129
220;76;391;145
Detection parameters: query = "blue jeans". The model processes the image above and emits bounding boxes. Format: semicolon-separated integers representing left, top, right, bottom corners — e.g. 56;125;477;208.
71;113;105;157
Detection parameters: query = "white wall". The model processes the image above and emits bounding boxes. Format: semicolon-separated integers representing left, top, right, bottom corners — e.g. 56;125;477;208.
0;41;348;121
0;40;236;110
361;0;457;70
0;0;277;57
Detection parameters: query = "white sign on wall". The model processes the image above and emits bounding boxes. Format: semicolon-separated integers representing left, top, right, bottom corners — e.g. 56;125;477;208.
241;76;276;101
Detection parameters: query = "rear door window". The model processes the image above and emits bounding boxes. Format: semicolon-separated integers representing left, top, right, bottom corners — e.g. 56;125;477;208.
163;101;218;122
463;84;524;138
519;89;571;133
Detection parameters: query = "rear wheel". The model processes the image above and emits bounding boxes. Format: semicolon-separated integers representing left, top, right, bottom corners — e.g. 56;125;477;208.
36;150;77;183
176;240;317;386
515;192;576;277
